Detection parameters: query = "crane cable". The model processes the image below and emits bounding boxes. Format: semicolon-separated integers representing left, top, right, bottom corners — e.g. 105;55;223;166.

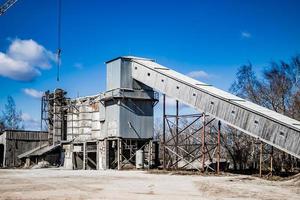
56;0;62;82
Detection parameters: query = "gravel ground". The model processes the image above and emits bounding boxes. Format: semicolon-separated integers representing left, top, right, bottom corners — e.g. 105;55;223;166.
0;169;299;200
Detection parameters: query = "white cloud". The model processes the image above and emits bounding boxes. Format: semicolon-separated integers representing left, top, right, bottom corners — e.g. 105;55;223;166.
158;94;188;109
0;38;55;81
21;113;40;130
187;70;210;79
241;31;251;39
23;88;44;99
74;63;83;69
159;95;177;107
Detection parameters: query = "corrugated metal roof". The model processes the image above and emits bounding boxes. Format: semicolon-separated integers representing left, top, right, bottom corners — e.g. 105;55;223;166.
18;144;60;159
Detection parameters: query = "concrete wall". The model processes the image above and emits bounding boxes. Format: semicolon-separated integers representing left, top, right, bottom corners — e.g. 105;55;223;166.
66;96;104;140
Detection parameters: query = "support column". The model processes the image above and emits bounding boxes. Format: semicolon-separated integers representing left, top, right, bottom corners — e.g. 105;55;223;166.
148;140;153;169
270;146;273;176
259;142;263;177
217;120;221;175
96;141;99;170
175;100;179;169
202;113;206;172
117;138;122;170
83;142;86;170
163;94;166;170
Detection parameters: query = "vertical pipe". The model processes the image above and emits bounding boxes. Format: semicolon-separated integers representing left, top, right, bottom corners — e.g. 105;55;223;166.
202;113;206;172
163;94;166;170
270;146;273;176
259;142;263;177
217;120;221;175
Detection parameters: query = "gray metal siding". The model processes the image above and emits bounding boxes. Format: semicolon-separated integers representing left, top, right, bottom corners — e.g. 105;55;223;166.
119;100;153;139
107;59;122;90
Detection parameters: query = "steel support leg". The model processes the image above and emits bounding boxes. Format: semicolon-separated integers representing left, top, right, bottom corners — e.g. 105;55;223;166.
163;94;166;170
175;100;179;169
202;113;206;172
270;146;273;176
259;142;263;177
217;120;221;174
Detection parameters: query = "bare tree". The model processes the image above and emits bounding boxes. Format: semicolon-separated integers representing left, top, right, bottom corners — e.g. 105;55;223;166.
1;96;23;130
228;55;300;173
230;55;300;120
0;120;5;132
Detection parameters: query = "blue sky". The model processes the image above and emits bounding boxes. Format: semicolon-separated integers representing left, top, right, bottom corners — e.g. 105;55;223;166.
0;0;300;129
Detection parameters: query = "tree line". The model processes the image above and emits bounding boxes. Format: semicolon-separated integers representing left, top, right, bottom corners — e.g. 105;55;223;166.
225;54;300;173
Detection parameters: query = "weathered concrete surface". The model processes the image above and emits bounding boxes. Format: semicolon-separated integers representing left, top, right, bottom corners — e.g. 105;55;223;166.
0;169;299;200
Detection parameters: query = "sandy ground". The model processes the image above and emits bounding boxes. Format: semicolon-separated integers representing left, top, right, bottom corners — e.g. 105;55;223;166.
0;169;299;200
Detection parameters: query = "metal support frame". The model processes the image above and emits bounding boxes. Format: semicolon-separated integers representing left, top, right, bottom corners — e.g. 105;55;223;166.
107;138;153;170
162;96;220;172
41;90;68;145
256;140;275;177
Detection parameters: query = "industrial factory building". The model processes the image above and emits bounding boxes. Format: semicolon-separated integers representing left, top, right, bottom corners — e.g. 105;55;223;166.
1;56;300;172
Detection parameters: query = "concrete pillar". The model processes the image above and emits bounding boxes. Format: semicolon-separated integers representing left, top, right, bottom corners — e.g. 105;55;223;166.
117;139;122;170
98;140;107;170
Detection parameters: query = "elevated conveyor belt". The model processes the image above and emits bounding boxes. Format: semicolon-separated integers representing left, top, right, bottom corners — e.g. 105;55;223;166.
129;57;300;159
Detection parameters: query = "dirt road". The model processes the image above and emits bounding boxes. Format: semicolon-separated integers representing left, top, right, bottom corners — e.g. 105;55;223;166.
0;169;299;200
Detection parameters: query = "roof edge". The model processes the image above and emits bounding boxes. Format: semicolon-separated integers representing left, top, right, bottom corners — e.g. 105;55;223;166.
105;56;154;64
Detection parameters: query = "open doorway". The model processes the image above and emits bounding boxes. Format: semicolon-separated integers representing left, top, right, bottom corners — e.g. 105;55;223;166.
0;144;4;167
